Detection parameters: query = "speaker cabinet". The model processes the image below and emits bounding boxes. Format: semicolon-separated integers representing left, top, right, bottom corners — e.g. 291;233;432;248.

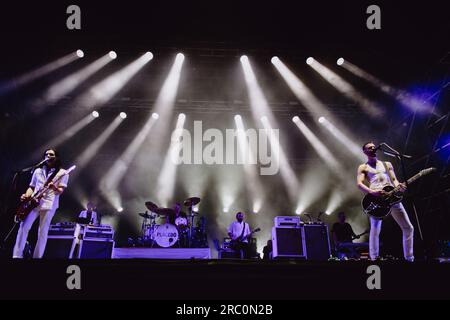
77;240;115;259
303;224;331;261
43;238;76;259
272;227;306;259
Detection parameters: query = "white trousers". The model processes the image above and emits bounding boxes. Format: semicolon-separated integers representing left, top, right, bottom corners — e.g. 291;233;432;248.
13;208;55;259
369;203;414;261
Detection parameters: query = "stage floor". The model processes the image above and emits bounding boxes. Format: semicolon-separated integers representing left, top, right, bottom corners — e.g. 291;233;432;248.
0;259;449;299
113;247;212;259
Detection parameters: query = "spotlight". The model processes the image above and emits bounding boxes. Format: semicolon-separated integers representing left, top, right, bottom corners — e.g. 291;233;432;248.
234;115;242;122
176;53;185;62
271;56;279;64
76;50;85;58
109;51;118;59
240;55;249;63
92;111;100;118
306;57;314;65
152;113;160;119
117;207;124;213
178;113;186;121
224;207;230;213
145;52;154;60
337;58;345;66
260;116;268;123
295;211;302;215
292;116;300;123
120;112;127;119
318;117;326;124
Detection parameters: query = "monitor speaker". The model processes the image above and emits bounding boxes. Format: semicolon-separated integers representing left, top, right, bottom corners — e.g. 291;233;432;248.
271;227;306;259
43;238;76;259
303;224;331;261
78;240;114;259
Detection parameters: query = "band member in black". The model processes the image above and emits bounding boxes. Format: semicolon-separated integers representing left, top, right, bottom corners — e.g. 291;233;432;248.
227;212;252;259
332;212;360;259
170;203;189;247
13;149;69;258
357;142;414;261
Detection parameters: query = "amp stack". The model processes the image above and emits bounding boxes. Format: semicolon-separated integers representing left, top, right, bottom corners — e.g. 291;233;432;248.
77;225;115;259
43;223;115;259
271;216;331;261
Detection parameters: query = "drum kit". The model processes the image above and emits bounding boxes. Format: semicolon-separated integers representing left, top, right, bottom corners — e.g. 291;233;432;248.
138;197;206;248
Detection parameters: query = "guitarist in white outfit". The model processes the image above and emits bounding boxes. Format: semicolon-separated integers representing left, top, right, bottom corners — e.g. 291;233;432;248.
357;142;414;262
227;212;252;258
13;149;69;259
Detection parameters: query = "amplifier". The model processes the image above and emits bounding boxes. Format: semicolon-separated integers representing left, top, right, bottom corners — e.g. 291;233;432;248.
83;225;114;241
44;223;78;259
303;224;331;261
274;216;301;228
48;223;77;238
77;239;115;259
43;238;76;259
271;226;306;259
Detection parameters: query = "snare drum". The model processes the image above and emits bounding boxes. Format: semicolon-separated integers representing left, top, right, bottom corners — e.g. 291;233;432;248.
153;223;179;248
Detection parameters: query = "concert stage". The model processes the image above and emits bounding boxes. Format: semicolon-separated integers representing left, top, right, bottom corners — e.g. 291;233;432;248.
113;248;212;260
0;259;449;300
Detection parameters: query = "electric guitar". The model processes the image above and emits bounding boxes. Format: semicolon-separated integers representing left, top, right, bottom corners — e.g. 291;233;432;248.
352;230;369;241
15;165;76;222
362;167;435;219
230;227;261;249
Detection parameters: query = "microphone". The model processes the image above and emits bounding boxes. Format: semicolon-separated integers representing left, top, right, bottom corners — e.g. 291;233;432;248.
373;144;383;152
34;157;48;168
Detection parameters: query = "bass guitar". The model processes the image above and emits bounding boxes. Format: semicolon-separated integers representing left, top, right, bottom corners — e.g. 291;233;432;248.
230;227;261;249
362;167;435;219
15;165;76;222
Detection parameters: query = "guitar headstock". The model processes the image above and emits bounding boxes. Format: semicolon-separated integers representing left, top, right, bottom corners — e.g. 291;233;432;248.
65;165;77;174
420;167;436;176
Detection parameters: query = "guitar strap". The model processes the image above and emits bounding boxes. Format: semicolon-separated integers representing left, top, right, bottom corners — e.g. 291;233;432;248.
239;222;246;241
43;168;60;187
382;161;396;187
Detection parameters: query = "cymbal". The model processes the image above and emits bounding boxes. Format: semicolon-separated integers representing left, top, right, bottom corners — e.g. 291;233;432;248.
184;197;201;207
139;212;154;219
145;201;158;211
154;208;175;216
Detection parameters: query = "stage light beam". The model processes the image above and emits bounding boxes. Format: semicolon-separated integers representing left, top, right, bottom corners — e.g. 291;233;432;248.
318;116;366;162
72;115;125;178
0;51;82;96
156;113;187;206
340;60;435;114
307;58;384;118
241;56;300;202
76;52;153;108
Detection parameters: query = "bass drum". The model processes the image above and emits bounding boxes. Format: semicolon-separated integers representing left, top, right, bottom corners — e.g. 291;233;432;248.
153;223;179;248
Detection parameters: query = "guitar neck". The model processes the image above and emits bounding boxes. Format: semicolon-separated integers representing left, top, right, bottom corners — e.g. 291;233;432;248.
407;173;423;185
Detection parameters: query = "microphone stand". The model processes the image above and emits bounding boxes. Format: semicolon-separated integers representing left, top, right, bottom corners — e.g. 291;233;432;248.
0;160;46;253
380;143;427;260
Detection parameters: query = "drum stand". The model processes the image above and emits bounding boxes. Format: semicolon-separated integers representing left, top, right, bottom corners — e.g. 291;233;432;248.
187;206;197;248
141;212;157;247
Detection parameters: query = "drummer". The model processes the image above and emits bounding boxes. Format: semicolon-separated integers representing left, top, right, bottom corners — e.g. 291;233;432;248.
169;203;188;229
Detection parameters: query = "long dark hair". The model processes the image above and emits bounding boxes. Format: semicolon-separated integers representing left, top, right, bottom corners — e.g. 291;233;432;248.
42;148;62;171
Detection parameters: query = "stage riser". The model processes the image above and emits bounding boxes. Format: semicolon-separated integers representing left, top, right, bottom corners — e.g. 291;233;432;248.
113;248;211;260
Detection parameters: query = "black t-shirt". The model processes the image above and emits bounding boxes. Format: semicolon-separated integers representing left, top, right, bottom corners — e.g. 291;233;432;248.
169;211;187;225
332;223;354;243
